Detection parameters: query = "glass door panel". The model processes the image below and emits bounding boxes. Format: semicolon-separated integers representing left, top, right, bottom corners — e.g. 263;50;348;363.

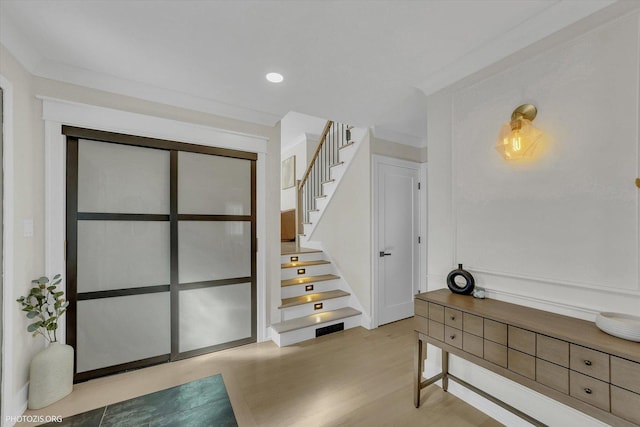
178;221;251;283
178;283;252;353
78;139;170;214
178;151;251;215
77;221;170;292
76;293;170;373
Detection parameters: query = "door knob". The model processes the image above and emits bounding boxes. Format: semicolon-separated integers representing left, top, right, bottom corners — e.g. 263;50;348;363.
379;251;392;257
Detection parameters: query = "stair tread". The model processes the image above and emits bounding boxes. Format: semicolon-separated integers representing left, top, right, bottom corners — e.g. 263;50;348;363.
329;161;344;168
281;246;322;256
271;307;361;333
321;179;335;184
281;260;330;269
338;141;356;150
279;290;350;309
281;274;339;287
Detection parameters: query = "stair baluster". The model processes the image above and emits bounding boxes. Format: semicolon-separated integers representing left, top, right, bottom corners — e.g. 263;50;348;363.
297;120;352;237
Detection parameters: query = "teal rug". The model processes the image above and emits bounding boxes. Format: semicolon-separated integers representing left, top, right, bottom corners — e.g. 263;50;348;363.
43;374;237;427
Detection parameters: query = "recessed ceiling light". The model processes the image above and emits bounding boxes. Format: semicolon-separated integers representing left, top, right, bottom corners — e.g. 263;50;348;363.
266;72;284;83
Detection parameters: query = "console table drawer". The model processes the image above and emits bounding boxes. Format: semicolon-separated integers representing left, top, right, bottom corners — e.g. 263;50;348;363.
537;334;569;367
445;307;463;329
445;326;463;349
508;326;536;356
428;320;444;341
463;332;483;358
570;344;609;382
463;313;483;337
484;319;507;345
536;358;569;394
611;385;640;425
415;299;429;318
429;303;444;323
484;339;507;368
414;315;428;335
611;356;640;394
508;348;535;380
569;371;610;412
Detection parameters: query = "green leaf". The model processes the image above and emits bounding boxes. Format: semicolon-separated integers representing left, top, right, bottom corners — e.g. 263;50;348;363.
46;323;57;331
37;276;49;284
54;291;64;298
27;322;41;333
26;311;39;319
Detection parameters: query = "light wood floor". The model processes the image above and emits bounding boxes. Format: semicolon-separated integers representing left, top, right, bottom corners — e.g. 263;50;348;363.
21;319;502;426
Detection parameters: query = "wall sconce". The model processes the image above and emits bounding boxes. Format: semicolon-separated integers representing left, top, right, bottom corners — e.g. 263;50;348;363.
496;104;543;160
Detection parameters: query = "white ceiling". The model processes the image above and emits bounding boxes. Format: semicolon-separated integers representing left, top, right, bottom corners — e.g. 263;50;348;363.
0;0;615;146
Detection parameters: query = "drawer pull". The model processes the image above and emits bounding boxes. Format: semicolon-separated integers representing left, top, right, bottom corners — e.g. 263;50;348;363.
450;335;456;340
584;360;592;366
450;316;456;320
584;388;592;395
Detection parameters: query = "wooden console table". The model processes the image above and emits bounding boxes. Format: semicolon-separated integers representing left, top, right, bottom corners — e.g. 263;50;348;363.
414;289;640;427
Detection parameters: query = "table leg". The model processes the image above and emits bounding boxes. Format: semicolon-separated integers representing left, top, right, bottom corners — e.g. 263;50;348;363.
441;349;449;392
414;332;425;408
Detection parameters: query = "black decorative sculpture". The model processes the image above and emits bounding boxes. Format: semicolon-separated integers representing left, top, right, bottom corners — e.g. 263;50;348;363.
446;264;475;295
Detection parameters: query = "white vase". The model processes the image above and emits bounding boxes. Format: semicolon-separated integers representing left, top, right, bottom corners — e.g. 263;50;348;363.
28;342;74;409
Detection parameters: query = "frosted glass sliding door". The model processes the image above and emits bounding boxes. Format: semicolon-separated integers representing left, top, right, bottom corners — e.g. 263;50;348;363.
65;127;256;381
176;151;255;357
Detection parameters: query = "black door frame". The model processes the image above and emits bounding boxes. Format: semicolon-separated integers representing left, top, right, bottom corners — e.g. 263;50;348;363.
64;126;257;382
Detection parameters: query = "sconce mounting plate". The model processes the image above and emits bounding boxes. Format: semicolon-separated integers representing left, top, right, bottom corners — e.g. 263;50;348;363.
511;104;537;122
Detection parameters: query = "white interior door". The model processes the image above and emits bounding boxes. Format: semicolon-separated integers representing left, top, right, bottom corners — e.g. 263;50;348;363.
375;156;420;326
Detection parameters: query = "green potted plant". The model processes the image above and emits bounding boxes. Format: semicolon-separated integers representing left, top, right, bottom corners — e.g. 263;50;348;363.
17;274;73;409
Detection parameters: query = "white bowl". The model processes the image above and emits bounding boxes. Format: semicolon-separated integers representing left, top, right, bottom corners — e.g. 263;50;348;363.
595;312;640;342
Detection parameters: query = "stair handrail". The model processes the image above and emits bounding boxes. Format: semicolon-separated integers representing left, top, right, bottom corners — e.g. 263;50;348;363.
296;120;333;236
298;120;333;192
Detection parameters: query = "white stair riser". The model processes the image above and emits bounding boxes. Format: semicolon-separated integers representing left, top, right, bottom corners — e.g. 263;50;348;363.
322;180;336;196
308;210;320;224
338;144;356;164
280;264;334;280
281;280;342;299
272;315;361;347
330;164;345;182
281;296;350;320
280;252;325;264
302;223;313;237
314;197;328;211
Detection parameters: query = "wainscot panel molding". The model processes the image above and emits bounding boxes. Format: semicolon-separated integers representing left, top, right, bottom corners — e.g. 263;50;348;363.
426;7;640;427
450;11;640;295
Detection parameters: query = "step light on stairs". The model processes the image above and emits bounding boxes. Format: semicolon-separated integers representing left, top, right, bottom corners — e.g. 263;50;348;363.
281;274;339;287
281;260;331;269
279;290;350;309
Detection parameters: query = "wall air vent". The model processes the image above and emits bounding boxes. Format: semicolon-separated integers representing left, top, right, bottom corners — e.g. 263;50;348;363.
316;322;344;337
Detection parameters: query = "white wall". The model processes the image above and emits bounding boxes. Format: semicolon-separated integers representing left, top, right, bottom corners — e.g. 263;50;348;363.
0;44;46;420
280;135;314;211
312;133;372;317
426;5;640;426
1;43;282;422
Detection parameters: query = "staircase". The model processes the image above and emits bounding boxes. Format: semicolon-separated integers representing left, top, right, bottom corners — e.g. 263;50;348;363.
271;120;364;346
271;246;361;346
298;121;362;245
